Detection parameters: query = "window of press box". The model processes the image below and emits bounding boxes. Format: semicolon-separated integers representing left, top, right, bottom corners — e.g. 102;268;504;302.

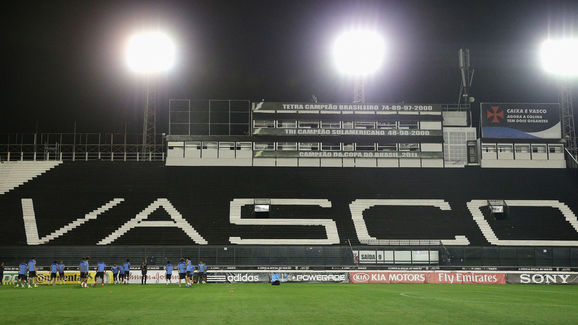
276;120;297;128
482;144;497;152
497;144;513;153
377;143;397;151
377;121;396;129
186;141;202;150
253;120;275;128
299;142;320;151
354;121;376;129
237;142;252;150
219;142;236;150
342;121;354;129
202;142;218;150
321;121;341;129
356;143;376;151
398;121;419;129
343;143;355;151
277;142;297;151
549;145;563;153
253;142;275;151
321;143;341;151
531;145;547;153
399;143;420;151
297;121;320;128
514;144;530;153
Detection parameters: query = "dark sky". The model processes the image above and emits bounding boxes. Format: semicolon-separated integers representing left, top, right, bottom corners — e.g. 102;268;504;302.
2;0;577;133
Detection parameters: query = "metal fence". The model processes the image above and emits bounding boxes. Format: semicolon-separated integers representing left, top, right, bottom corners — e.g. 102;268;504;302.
1;245;577;268
443;246;578;267
169;99;251;136
0;133;165;162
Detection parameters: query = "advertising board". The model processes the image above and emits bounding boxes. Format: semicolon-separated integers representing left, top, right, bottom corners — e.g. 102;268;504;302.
253;102;442;112
350;272;506;284
480;103;561;139
506;273;578;284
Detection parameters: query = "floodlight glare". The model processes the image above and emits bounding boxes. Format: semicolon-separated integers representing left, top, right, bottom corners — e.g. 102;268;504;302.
540;39;578;76
333;30;385;76
126;31;176;74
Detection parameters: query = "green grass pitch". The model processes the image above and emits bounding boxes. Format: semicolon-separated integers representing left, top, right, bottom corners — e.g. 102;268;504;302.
1;283;577;324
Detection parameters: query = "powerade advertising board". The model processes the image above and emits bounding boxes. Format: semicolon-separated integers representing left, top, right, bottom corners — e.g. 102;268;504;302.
480;103;561;139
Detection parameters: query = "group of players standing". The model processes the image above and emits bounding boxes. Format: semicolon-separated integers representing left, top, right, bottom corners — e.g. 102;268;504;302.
175;258;208;287
10;257;208;287
78;257;135;288
15;258;46;288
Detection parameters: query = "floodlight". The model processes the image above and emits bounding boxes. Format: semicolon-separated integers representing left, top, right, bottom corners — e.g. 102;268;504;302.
333;30;385;76
540;39;578;76
126;31;176;74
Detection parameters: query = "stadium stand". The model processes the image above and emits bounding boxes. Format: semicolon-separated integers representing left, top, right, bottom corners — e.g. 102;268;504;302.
1;162;577;249
0;161;62;195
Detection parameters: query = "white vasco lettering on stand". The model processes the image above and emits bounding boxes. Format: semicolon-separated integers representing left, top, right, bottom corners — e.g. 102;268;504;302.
349;199;470;245
229;199;339;245
97;198;207;245
467;200;578;246
21;198;124;245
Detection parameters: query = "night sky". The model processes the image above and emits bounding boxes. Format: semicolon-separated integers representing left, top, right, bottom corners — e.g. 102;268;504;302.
2;0;577;134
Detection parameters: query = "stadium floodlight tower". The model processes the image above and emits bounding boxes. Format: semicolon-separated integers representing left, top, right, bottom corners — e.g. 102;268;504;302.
125;30;176;159
540;38;578;159
333;29;385;103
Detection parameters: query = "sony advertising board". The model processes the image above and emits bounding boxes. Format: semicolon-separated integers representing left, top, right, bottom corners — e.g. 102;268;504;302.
506;273;578;284
480;103;561;139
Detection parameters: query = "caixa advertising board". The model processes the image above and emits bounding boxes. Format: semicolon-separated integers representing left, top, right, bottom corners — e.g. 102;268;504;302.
480;103;561;139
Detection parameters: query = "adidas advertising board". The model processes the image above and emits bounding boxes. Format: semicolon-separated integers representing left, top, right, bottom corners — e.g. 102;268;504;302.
207;273;269;283
202;272;349;283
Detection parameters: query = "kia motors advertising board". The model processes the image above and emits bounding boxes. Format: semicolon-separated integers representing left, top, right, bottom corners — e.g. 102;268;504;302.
350;272;429;283
480;103;561;139
350;272;506;284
